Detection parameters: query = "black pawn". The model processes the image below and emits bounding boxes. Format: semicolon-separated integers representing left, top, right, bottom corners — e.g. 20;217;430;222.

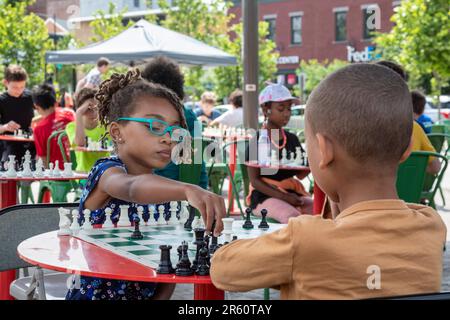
258;209;270;230
195;244;210;276
242;207;254;229
130;216;143;240
184;206;196;230
156;245;175;274
175;241;194;276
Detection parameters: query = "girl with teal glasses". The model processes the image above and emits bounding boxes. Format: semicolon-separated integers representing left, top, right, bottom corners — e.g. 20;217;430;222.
66;69;225;301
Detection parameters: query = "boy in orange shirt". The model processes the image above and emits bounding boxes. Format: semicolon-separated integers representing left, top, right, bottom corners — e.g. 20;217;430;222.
210;63;447;299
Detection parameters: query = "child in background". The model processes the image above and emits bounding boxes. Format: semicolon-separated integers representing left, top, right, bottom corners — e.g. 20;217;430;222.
32;84;74;169
412;90;433;134
194;91;221;125
66;69;225;300
65;88;109;173
210;89;244;128
246;84;312;223
211;64;446;299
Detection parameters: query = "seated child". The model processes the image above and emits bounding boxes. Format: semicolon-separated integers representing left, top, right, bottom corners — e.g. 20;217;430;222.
65;88;109;173
412;90;433;134
210;63;447;299
66;69;225;300
32;84;74;169
246;84;313;223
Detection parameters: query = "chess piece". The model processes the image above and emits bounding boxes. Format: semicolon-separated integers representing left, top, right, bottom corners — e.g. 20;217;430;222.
53;161;62;177
137;206;145;225
47;162;54;177
294;147;302;165
21;150;33;177
258;209;270;230
209;234;218;255
148;205;157;226
271;150;279;166
5;155;17;177
168;201;178;225
82;209;93;230
242;207;254;230
157;205;166;225
69;209;80;233
281;148;288;165
222;217;234;243
195;244;210;276
175;241;194;276
156;245;175;274
184;205;196;230
103;207;114;228
179;201;189;224
63;163;74;177
57;207;72;236
34;158;44;177
130;216;143;240
117;205;130;227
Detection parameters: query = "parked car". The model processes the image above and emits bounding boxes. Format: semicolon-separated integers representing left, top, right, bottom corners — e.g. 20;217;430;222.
286;105;305;130
424;96;450;122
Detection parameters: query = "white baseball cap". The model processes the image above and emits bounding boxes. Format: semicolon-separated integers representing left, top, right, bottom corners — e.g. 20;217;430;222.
259;83;300;105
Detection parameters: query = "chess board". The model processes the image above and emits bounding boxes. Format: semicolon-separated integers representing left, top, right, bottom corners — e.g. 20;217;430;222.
72;221;285;270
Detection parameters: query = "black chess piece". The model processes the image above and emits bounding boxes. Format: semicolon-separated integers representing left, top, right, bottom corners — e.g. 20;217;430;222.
204;236;211;266
195;244;210;276
258;209;270;230
242;207;254;229
184;206;196;230
130;216;143;240
209;234;218;255
191;228;205;271
156;245;175;274
232;235;238;241
175;241;194;276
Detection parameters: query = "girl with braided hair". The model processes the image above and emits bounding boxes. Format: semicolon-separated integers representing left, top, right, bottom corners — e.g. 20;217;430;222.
66;69;225;300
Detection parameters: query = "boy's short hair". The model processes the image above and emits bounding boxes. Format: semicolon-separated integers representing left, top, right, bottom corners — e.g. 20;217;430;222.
411;90;426;115
32;83;56;110
74;87;97;110
201;91;216;105
306;63;412;165
375;60;408;81
141;56;185;100
97;57;110;68
229;89;243;108
4;65;28;82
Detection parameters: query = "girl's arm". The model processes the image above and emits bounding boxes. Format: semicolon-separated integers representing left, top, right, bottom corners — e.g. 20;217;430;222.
247;166;303;207
73;107;88;146
87;167;225;236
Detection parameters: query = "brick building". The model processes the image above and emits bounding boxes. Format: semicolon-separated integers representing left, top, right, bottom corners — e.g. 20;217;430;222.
230;0;402;87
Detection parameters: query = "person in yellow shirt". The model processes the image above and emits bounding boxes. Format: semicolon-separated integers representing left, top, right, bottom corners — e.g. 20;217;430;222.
210;64;446;299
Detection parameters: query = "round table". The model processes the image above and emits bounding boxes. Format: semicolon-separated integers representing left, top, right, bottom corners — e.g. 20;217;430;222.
17;231;224;300
244;161;310;172
0;134;34;143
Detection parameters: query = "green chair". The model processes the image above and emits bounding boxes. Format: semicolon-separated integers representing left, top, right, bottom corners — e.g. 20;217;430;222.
425;133;450;206
396;151;437;204
431;124;446;134
420;153;448;209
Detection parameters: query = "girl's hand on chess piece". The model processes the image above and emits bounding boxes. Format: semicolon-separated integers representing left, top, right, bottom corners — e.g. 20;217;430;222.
0;121;20;134
282;193;304;207
184;185;225;237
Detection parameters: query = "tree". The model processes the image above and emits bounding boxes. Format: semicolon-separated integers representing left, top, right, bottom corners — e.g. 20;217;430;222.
294;59;348;99
89;2;134;43
0;0;52;85
213;21;279;101
374;0;449;101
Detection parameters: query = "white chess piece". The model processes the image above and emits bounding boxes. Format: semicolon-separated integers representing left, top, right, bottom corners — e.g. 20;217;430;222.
294;147;302;165
34;158;44;177
17;129;23;137
137;206;146;226
221;217;234;243
148;205;157;226
179;201;189;224
157;205;166;225
5;155;17;177
57;207;72;236
103;207;114;228
69;209;80;233
82;209;93;230
168;201;179;225
281;148;288;165
53;161;62;177
270;150;279;166
21;150;33;177
117;205;130;227
62;163;74;177
47;162;54;177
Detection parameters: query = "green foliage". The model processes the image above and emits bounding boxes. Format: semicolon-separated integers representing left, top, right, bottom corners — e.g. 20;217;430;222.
374;0;449;97
294;59;348;99
0;0;52;85
213;22;279;101
89;2;134;43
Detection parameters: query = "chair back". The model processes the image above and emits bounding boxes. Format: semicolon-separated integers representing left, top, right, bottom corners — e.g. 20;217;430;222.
46;130;69;168
396;151;433;203
421;152;448;207
0;203;78;271
431;124;446;134
179;137;206;186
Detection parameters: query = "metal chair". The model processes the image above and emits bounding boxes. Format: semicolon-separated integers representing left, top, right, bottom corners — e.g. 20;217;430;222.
0;203;78;300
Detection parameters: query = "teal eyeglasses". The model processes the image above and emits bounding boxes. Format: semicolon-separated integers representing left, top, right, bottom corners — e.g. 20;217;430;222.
117;117;189;143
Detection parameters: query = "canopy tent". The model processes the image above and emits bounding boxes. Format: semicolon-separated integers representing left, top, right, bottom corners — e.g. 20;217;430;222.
45;19;237;67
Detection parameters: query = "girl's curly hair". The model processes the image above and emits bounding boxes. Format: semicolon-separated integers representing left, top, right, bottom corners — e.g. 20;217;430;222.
95;68;187;130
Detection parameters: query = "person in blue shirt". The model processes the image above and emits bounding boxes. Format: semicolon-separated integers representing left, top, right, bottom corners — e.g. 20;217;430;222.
141;56;208;189
412;90;433;134
194;91;221;125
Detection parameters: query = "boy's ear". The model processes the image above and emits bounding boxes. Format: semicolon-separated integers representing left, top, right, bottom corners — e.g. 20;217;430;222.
399;137;413;163
3;80;8;88
316;133;334;169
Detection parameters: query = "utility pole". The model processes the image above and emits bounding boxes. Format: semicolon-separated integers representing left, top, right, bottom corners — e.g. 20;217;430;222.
242;0;259;129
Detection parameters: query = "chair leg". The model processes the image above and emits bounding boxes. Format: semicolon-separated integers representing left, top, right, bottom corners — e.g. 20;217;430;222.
439;186;446;206
263;288;270;300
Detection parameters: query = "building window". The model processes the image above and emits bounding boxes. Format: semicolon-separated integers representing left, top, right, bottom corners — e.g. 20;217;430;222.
335;11;347;41
290;15;302;45
134;0;140;8
362;7;376;39
265;18;276;42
